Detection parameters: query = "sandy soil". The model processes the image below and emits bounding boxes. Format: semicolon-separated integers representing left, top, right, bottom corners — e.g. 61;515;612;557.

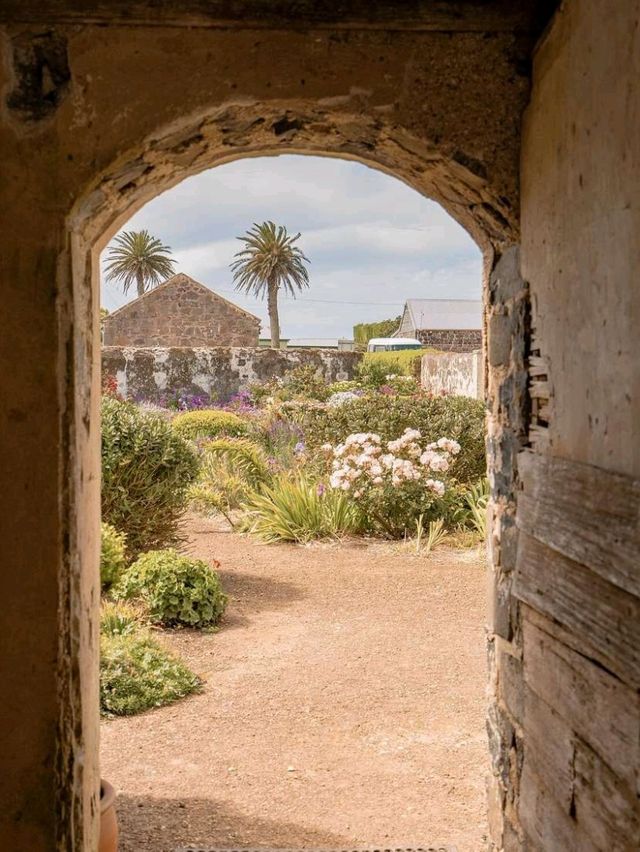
101;515;488;852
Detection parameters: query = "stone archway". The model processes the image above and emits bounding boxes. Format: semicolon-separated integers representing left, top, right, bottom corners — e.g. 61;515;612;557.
1;9;543;850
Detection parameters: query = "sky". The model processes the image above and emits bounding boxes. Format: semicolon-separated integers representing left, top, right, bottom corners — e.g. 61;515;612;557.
100;155;482;340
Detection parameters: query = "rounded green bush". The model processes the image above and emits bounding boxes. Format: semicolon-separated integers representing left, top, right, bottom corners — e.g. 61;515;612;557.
101;397;199;557
172;409;248;440
100;630;200;716
115;548;228;627
100;522;127;590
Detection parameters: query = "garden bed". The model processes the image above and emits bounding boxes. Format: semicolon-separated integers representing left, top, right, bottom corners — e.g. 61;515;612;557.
100;516;487;852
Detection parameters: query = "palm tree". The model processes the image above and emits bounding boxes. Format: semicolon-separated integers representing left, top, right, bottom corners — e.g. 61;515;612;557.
104;229;177;297
231;221;310;348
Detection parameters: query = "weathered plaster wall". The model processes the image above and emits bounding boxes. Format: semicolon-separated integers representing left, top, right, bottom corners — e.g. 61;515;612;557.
510;1;640;848
103;275;260;348
420;350;483;399
102;346;361;403
0;2;556;849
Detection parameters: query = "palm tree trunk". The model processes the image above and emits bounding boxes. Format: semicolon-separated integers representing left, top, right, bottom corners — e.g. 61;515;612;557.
267;277;280;349
136;269;145;298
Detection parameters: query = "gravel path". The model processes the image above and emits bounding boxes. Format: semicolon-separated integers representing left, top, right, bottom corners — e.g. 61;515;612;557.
101;516;488;852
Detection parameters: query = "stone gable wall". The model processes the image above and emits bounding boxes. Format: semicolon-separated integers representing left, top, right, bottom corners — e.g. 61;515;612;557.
102;346;361;403
103;279;260;347
417;328;482;352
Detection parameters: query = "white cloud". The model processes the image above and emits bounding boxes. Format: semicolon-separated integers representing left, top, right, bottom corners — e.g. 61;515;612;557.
100;154;482;337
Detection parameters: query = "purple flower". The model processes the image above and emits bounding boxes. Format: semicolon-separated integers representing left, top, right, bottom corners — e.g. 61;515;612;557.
294;441;306;455
316;483;326;496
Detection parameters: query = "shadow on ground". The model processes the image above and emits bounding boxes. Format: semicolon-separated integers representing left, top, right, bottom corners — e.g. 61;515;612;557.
115;793;348;852
216;569;306;630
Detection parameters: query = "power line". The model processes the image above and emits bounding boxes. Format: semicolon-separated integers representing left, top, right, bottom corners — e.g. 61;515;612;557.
212;285;401;307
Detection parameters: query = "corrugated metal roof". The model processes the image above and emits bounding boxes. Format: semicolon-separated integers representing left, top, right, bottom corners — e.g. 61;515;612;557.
406;299;481;330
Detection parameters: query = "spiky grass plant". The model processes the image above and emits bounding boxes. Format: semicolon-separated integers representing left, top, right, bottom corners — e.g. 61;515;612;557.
465;477;490;540
240;474;362;543
189;437;272;526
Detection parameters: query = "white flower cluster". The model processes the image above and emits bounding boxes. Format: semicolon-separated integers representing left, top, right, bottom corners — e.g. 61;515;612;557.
326;429;460;498
327;390;361;408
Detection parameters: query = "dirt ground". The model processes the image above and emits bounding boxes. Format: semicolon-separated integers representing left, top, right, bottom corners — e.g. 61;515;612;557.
101;515;488;852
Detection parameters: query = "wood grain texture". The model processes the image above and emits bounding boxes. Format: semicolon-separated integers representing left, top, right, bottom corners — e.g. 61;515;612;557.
520;763;598;852
522;685;574;812
517;450;640;597
523;615;640;787
573;739;640;850
0;0;559;31
514;532;640;687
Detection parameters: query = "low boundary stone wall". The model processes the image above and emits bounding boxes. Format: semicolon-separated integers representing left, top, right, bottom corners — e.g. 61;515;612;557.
102;346;362;403
420;349;484;399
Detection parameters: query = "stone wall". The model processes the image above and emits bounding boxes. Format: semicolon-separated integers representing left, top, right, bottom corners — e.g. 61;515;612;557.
103;274;260;348
417;329;482;352
420;350;483;399
102;346;361;403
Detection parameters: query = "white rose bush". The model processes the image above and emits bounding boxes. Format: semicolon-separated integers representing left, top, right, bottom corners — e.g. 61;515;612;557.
323;428;461;538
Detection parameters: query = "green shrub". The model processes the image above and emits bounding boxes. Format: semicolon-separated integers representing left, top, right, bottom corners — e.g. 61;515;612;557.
248;366;331;405
361;348;434;378
189;437;272;525
100;522;127;590
172;409;248;440
102;397;199;557
356;357;400;388
240;474;362;543
115;549;228;627
281;365;331;401
327;380;361;394
293;395;486;483
100;630;200;716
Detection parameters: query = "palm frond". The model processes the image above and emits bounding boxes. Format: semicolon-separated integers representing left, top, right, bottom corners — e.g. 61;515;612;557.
105;229;177;296
231;221;310;300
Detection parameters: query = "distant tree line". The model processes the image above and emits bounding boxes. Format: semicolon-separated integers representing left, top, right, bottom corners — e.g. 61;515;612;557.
353;316;401;345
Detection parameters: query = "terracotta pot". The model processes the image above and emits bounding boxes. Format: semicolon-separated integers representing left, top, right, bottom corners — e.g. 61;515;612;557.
100;779;118;852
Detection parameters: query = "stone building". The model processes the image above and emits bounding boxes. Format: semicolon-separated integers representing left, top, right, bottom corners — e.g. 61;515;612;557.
103;273;260;347
1;2;639;851
395;298;482;351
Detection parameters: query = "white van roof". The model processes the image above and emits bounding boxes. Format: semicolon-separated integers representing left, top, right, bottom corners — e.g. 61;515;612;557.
368;337;421;346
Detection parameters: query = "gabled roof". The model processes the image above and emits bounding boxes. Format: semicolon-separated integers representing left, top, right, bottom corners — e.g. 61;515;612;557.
404;298;481;330
105;272;260;323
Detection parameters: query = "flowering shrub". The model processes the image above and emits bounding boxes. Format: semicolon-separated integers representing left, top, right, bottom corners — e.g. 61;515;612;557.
327;390;364;407
296;394;485;483
101;373;121;399
156;390;213;411
222;389;258;416
325;428;461;538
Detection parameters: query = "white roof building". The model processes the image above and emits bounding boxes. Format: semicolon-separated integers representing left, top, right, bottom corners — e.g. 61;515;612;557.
395;299;482;336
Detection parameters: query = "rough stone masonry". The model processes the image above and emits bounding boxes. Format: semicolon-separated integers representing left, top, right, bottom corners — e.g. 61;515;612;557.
103;273;261;348
102;346;361;403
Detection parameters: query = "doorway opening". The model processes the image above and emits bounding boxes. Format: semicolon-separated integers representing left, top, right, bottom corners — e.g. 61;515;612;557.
95;152;488;851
